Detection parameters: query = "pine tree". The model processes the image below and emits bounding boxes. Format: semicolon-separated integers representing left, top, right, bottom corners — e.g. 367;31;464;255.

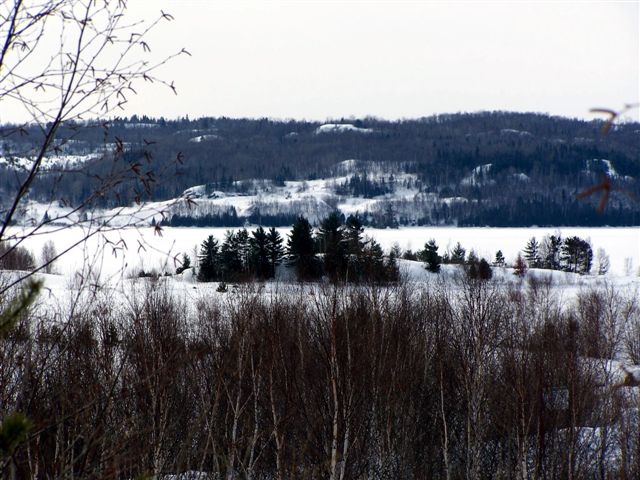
541;234;562;270
266;227;285;277
513;252;527;277
422;239;441;273
287;216;319;281
493;250;505;267
477;258;493;280
465;250;482;279
344;215;365;281
561;236;592;274
524;237;541;268
220;230;242;280
362;238;386;282
402;249;418;261
233;228;251;274
450;242;466;264
176;253;191;275
197;236;219;282
318;212;346;281
249;226;271;279
385;244;400;282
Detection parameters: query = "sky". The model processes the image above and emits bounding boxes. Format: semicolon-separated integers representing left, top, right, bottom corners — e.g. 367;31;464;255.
3;0;640;122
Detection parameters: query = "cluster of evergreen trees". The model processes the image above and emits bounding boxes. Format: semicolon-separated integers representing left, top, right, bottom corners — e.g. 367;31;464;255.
194;227;285;283
186;214;399;284
315;213;399;283
408;240;493;280
518;234;594;274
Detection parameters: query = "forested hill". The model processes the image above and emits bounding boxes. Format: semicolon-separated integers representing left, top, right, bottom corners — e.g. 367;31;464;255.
1;111;639;227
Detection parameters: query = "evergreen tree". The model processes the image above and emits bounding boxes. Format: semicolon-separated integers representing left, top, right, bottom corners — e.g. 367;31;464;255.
389;243;402;261
197;236;218;282
220;230;242;280
541;234;562;270
477;258;493;280
266;227;285;277
233;228;251;274
317;212;346;281
402;249;418;261
361;238;386;282
493;250;505;267
176;253;191;275
513;252;527;277
421;239;441;273
561;236;592;274
524;237;541;268
344;215;365;281
385;245;400;282
465;250;483;279
287;216;319;281
249;226;271;279
450;242;466;264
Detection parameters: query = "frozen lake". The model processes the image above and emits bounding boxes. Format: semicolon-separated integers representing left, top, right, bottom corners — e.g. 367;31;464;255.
6;225;640;278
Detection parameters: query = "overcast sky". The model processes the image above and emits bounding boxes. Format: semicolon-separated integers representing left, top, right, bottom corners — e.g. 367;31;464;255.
7;1;640;122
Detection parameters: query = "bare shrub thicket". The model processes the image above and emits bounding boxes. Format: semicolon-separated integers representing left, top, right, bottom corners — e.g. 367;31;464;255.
0;278;638;479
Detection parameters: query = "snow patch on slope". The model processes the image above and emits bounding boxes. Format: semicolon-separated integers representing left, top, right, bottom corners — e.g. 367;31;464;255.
501;128;533;137
461;163;493;186
585;159;619;178
0;154;97;171
188;134;220;143
315;124;374;134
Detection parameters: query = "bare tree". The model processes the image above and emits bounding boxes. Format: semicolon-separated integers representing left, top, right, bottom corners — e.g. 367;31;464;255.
0;0;190;293
596;248;610;276
39;239;56;274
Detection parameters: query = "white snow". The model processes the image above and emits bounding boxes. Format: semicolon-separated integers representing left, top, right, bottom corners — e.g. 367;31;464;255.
122;122;159;129
585;159;620;178
0;153;97;171
315;123;374;134
601;159;618;178
511;172;530;182
188;134;220;143
500;128;533;137
335;159;364;175
461;163;493;186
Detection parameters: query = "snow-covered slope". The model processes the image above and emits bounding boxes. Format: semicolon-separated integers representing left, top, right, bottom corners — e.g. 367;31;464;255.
315;123;374;134
0;153;97;171
157;161;425;226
